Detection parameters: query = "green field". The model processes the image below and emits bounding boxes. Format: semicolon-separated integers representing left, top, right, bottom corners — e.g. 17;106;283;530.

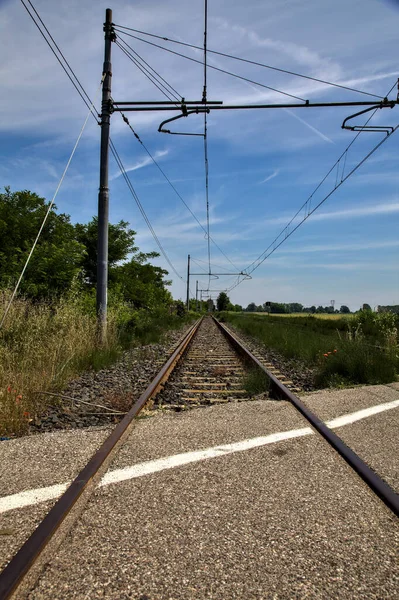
220;311;398;388
252;312;353;320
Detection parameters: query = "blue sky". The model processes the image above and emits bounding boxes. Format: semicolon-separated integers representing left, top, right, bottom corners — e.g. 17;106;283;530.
1;0;398;311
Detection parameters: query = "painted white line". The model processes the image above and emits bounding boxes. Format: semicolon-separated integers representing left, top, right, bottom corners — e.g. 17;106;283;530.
1;398;398;514
99;426;313;487
0;483;69;514
327;398;399;429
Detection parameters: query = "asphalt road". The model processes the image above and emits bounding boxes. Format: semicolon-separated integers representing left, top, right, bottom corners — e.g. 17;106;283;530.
0;384;392;600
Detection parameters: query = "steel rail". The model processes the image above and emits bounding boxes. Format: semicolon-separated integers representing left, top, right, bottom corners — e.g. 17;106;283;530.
213;316;399;518
0;318;202;600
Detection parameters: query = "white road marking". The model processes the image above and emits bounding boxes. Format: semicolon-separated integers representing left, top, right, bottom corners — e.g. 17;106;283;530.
0;483;68;514
1;398;398;514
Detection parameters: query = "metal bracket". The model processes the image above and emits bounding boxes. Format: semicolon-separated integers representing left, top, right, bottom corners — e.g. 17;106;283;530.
342;100;396;135
158;104;210;136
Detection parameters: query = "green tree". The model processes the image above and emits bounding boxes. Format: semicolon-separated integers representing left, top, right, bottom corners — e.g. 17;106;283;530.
207;298;215;312
75;217;137;286
246;302;256;312
217;291;230;311
340;305;350;313
0;188;85;298
362;303;372;311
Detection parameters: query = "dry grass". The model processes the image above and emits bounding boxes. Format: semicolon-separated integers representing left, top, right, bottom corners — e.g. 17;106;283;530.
0;292;119;436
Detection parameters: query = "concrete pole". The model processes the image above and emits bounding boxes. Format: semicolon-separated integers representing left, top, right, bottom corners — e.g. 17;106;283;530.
195;280;198;312
97;8;113;343
186;254;190;311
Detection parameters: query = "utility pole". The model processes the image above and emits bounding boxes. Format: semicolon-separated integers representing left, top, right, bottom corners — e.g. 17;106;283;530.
186;254;190;311
97;8;114;343
195;280;198;312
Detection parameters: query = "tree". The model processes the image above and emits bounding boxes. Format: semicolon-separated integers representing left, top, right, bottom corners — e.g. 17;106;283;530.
217;291;230;311
207;298;215;312
234;304;243;312
75;217;137;286
0;188;86;298
340;305;350;313
362;303;372;311
246;302;256;312
288;303;303;313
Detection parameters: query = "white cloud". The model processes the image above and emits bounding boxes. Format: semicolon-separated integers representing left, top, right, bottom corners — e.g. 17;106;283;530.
259;169;279;184
110;150;169;180
266;201;399;226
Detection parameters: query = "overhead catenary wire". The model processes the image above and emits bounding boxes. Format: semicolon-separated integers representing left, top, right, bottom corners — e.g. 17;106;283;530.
109;140;183;280
114;28;307;102
115;38;180;103
242;80;399;277
116;111;242;272
116;36;181;100
0;80;103;329
19;0;184;283
191;257;237;274
114;24;384;100
203;0;211;289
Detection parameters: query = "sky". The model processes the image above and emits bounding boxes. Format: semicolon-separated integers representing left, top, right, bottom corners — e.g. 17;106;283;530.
1;0;399;311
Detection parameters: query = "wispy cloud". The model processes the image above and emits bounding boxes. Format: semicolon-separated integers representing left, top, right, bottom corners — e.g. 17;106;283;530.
110;150;169;180
259;169;279;184
284;109;335;144
279;239;399;254
266;201;399;225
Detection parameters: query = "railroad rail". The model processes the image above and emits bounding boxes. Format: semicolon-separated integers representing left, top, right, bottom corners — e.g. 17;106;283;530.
0;315;398;599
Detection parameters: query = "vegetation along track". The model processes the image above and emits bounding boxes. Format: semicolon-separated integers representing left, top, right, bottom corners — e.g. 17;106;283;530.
0;316;398;599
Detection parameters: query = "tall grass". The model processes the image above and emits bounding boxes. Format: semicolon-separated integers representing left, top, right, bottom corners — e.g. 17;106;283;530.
221;311;398;388
0;291;197;436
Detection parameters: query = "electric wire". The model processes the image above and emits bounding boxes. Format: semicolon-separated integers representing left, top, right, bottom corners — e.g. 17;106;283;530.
114;24;384;100
243;79;399;275
115;40;178;103
19;0;184;282
116;112;242;271
203;0;211;289
114;29;307;102
115;38;181;103
109;140;183;279
116;36;181;100
191;257;237;273
0;81;103;329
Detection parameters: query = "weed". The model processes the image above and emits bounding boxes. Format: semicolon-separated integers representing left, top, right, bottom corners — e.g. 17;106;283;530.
242;368;270;397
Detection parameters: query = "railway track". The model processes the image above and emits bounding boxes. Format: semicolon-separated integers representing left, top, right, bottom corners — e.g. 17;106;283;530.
0;315;398;599
156;316;300;410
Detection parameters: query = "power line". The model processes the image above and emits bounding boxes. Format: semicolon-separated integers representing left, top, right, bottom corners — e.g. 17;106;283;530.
191;257;237;273
117;37;181;100
203;0;211;289
115;41;178;103
109;140;183;280
114;28;307;102
116;112;242;271
20;0;183;281
243;83;399;276
113;24;384;100
246;81;397;273
115;38;181;102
